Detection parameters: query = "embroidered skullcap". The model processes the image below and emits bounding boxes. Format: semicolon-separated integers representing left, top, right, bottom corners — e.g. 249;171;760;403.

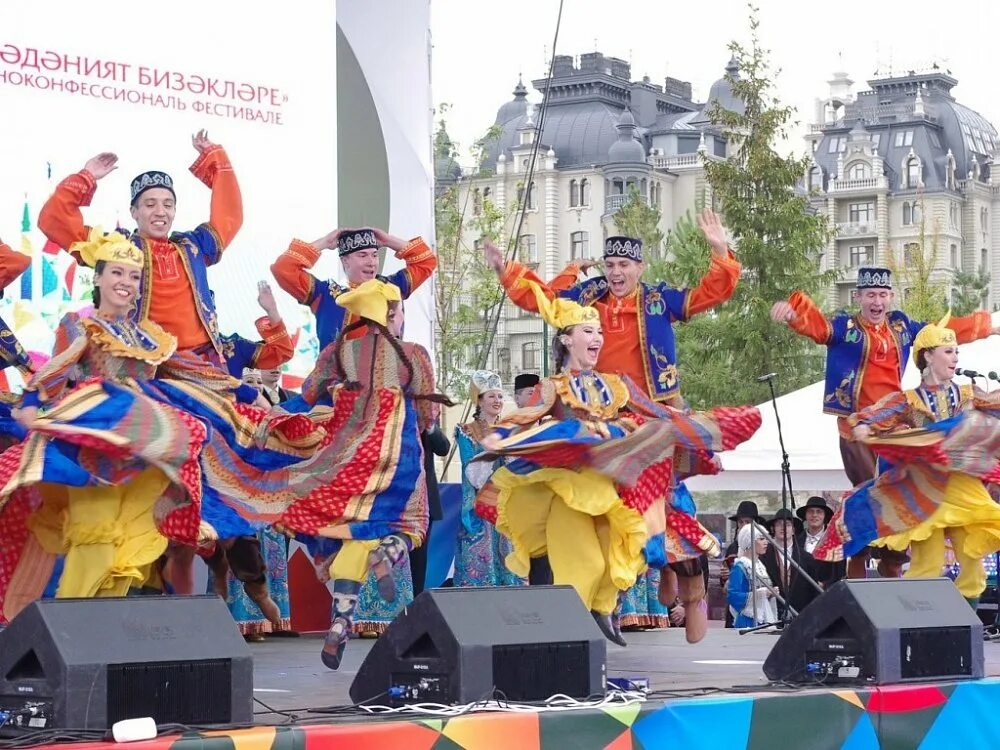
603;235;643;262
338;228;380;257
912;313;957;364
856;267;891;290
130;171;175;205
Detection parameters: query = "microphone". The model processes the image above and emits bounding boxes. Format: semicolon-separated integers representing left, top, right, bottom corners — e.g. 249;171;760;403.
957;368;984;379
757;373;778;382
989;371;1000;383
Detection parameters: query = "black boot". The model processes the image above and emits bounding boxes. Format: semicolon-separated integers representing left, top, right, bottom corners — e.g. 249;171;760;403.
321;579;360;671
591;610;627;647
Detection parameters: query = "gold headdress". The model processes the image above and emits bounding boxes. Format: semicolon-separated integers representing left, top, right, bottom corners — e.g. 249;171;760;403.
518;278;600;330
912;313;957;364
335;279;401;326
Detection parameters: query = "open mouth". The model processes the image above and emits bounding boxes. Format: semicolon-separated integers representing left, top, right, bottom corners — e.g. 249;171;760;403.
113;288;133;299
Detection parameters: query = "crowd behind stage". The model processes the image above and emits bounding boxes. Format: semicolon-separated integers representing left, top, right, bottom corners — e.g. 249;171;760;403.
0;132;999;672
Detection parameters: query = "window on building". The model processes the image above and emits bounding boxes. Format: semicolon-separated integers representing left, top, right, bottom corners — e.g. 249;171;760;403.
526;181;537;210
571;231;589;260
847;162;869;180
472;188;482;216
569;179;579;207
849;245;874;267
809;167;822;191
904;242;920;265
949;202;959;228
903;202;912;226
871;133;881;149
521;158;530;172
827;137;846;153
982;248;989;271
849;201;874;223
982;207;989;232
612;178;624;195
580;178;591;206
906;158;921;188
518;234;537;265
522;342;539;371
894;130;914;147
483;186;491;203
951;243;960;269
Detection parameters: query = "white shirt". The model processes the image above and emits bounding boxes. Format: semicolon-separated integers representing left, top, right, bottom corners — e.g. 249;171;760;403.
804;529;824;555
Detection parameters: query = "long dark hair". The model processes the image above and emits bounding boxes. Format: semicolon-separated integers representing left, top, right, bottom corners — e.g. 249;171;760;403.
551;327;571;372
332;306;453;408
91;260;107;307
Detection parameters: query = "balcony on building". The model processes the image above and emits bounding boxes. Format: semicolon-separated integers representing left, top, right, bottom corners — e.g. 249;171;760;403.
835;221;878;238
828;174;888;194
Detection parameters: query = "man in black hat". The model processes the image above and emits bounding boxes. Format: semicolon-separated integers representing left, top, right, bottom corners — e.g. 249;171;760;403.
796;496;845;595
722;500;764;627
271;226;437;350
513;373;540;408
771;268;998;577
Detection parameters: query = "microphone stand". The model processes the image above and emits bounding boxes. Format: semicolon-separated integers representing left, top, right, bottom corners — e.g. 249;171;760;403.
764;373;796;628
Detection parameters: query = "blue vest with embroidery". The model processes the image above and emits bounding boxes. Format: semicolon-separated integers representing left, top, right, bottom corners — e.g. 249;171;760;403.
126;224;225;354
0;314;31;373
220;333;262;378
309;267;415;349
822;310;926;416
559;276;689;401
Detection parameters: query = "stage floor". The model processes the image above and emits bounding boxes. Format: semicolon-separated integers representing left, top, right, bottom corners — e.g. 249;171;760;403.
249;623;1000;717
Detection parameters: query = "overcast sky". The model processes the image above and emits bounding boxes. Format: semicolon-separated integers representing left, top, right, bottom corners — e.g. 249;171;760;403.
431;0;1000;166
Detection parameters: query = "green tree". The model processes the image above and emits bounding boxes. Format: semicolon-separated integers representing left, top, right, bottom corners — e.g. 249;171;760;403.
614;185;665;261
886;198;948;322
952;266;991;316
671;6;836;408
433;117;517;397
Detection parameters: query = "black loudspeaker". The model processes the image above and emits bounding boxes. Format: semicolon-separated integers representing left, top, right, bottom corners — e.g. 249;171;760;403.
0;596;253;731
763;578;984;685
349;585;606;705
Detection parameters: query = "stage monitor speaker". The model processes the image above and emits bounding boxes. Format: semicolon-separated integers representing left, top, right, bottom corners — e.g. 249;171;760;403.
763;578;983;685
0;596;253;731
350;585;606;705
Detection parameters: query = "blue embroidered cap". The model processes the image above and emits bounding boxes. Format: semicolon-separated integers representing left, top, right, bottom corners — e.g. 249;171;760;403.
603;235;643;262
130;171;175;205
338;228;380;257
856;267;891;290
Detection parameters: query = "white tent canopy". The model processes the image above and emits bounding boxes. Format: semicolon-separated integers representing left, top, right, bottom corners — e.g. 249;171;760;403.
687;311;1000;493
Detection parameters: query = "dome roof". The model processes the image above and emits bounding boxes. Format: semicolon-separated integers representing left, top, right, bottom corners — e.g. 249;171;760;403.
607;108;646;163
495;76;529;126
695;57;745;122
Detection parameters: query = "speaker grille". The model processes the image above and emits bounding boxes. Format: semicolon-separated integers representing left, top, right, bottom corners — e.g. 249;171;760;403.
106;659;233;725
491;642;591;701
899;626;973;680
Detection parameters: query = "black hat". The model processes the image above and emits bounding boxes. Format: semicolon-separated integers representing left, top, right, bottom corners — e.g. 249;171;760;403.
603;235;643;262
796;496;833;523
856;267;891;290
728;500;763;523
514;373;540;391
767;507;803;534
130;171;175;205
338;228;380;257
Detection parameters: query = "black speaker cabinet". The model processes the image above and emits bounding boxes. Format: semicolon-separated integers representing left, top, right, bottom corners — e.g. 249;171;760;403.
0;596;253;731
764;578;984;685
350;585;607;705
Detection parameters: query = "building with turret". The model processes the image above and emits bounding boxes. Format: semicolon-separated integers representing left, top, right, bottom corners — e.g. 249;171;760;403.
805;67;999;309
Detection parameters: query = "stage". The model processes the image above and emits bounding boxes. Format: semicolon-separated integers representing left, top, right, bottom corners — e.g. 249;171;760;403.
43;625;1000;750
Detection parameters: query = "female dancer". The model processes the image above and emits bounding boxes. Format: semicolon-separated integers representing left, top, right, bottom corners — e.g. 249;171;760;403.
816;315;1000;608
476;281;760;644
264;279;450;669
454;371;524;587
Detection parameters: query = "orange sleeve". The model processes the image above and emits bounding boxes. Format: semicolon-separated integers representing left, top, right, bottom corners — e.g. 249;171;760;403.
250;316;294;369
499;260;560;312
683;249;741;318
38;170;97;261
549;263;582;293
190;146;242;249
270;239;320;305
394;237;437;294
0;243;31;290
947;310;991;344
786;291;833;345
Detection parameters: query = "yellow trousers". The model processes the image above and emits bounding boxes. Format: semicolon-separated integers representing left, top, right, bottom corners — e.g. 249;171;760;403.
500;477;624;616
907;526;986;598
329;539;380;582
27;468;170;598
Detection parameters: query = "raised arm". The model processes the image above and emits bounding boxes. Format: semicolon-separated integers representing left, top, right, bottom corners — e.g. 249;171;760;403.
271;233;337;306
38;152;118;259
377;229;437;299
188;130;242;251
679;209;741;319
770;291;834;345
483;239;569;314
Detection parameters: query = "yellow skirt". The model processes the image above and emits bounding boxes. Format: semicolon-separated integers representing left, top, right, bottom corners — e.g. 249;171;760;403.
873;472;1000;558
